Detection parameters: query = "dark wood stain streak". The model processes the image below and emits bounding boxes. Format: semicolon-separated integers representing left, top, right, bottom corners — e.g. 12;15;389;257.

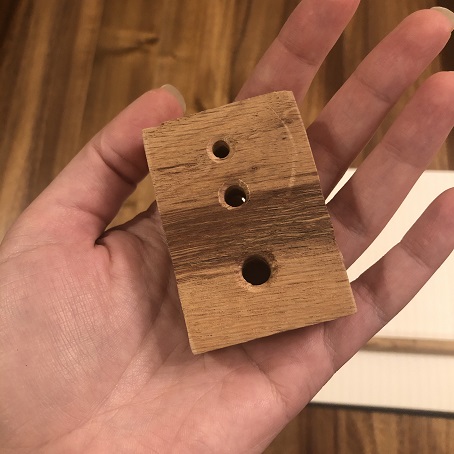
0;0;20;48
157;163;197;172
29;1;80;199
160;183;334;276
0;0;32;173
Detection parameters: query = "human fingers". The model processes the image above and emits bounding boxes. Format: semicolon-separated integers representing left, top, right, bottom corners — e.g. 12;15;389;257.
328;71;454;268
307;8;453;196
322;188;454;373
236;0;360;102
7;86;185;244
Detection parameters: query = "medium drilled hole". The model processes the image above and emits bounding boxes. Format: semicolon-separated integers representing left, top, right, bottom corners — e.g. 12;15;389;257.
224;185;248;207
212;140;230;159
242;256;271;286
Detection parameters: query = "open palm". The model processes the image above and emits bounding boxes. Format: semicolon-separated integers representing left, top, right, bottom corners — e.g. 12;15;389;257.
1;2;453;452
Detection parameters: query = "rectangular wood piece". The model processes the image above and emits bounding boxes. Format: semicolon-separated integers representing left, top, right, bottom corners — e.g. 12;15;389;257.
143;91;356;354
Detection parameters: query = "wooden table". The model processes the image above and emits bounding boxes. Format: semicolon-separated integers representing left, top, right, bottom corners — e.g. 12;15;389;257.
1;1;453;452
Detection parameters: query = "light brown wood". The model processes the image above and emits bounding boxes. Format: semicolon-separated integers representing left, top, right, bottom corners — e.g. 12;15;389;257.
266;405;454;454
364;337;454;356
2;0;453;451
143;91;356;353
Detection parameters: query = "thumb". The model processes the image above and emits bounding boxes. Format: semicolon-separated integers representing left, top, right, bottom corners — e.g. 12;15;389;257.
9;86;186;244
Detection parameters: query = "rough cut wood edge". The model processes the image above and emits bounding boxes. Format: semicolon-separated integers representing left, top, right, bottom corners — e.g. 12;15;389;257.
143;91;356;354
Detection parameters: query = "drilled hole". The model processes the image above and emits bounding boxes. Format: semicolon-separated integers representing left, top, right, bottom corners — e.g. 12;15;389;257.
224;185;248;207
212;140;230;159
242;256;271;286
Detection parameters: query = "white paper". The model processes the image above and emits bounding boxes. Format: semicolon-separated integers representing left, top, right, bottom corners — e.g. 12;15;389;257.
313;170;454;413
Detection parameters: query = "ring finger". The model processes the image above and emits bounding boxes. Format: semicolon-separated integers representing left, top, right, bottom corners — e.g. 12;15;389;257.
328;71;454;268
307;8;453;196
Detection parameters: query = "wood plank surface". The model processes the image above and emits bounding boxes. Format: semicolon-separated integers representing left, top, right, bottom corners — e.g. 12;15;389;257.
1;0;453;452
266;405;454;454
364;337;454;356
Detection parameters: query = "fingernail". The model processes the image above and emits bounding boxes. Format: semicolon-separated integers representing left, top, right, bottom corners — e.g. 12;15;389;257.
161;84;186;113
431;7;454;31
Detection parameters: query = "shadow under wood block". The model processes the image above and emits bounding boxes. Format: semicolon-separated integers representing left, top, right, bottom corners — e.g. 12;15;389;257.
143;91;356;354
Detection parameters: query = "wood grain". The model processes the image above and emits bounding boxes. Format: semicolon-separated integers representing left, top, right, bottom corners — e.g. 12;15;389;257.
144;91;356;353
0;0;104;237
1;0;453;452
364;337;454;356
266;405;454;454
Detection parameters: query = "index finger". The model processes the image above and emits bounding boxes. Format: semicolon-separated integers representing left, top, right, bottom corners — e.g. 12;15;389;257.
236;0;359;102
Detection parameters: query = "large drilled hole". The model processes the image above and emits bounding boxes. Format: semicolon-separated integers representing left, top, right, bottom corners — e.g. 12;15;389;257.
242;256;271;286
212;140;230;159
224;185;248;207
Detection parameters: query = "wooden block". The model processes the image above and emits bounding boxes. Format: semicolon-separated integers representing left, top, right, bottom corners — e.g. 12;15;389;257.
143;91;356;354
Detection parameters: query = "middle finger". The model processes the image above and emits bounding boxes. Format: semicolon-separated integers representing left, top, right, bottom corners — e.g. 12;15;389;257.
307;9;452;197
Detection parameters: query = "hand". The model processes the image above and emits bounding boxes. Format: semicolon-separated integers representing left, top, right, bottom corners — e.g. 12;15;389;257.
1;2;453;452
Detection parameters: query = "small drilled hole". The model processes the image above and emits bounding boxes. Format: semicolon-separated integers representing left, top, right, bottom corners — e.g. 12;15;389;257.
212;140;230;159
224;185;248;207
242;256;271;286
